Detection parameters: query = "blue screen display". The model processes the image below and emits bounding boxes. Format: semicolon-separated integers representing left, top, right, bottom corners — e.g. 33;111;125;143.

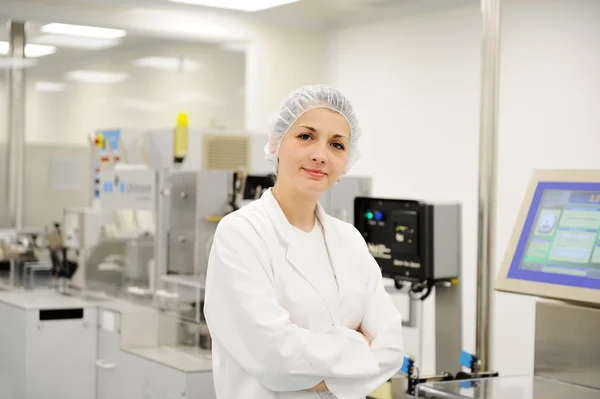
507;182;600;290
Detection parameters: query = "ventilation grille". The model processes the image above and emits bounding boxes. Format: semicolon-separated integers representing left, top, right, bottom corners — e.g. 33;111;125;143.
203;134;250;171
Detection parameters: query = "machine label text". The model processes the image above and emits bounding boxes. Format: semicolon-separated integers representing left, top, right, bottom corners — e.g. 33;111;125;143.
367;243;392;259
126;183;153;194
393;259;421;268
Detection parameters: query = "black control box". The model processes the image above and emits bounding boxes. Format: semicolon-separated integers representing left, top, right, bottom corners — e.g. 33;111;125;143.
354;197;460;282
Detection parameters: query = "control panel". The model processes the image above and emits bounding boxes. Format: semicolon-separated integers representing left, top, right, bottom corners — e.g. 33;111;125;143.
354;197;461;283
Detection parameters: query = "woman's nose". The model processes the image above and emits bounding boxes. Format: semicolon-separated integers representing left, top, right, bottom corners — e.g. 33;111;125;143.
310;143;328;163
311;154;326;163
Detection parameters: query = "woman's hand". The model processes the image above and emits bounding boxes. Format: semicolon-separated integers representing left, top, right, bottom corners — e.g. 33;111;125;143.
309;381;329;392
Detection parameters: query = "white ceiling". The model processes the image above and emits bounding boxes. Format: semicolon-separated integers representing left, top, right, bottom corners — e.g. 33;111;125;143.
0;0;475;78
0;28;242;80
0;0;476;36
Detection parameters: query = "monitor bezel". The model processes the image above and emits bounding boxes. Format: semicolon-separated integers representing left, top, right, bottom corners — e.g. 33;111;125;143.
495;169;600;306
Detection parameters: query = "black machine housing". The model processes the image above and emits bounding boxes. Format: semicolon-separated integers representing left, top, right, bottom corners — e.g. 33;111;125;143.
354;197;460;283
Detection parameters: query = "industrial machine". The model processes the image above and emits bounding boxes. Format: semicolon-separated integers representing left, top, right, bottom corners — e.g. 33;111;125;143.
354;198;461;285
0;228;55;290
75;123;273;293
91;127;272;198
354;196;463;380
416;169;600;399
163;171;371;278
0;290;98;399
160;169;232;277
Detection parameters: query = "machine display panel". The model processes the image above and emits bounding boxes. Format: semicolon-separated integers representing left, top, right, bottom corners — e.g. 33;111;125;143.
507;182;600;290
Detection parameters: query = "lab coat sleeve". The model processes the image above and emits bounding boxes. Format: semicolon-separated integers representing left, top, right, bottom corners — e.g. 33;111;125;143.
203;215;380;392
324;227;405;399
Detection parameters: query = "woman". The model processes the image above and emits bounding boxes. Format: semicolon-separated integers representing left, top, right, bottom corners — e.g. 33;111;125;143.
204;85;404;399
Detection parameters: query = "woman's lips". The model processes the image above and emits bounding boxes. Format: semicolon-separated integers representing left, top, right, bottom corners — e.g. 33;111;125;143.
302;168;327;179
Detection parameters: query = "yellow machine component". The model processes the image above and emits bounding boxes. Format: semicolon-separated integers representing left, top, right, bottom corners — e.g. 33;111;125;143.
173;112;189;164
369;381;393;399
95;132;104;149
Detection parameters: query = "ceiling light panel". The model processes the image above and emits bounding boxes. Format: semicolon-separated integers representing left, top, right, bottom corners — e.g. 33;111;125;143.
35;81;66;92
40;23;127;39
24;44;56;58
133;57;201;72
0;41;56;57
0;58;38;70
168;0;299;12
31;35;121;50
65;70;128;84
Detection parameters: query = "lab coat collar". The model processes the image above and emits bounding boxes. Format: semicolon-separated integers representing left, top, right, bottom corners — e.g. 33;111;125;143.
261;188;343;325
260;188;332;243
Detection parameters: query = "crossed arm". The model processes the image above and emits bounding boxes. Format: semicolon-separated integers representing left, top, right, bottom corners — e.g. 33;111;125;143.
309;332;372;392
308;266;405;398
203;217;404;397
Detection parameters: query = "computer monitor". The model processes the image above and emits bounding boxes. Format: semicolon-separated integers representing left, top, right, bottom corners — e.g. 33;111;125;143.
495;170;600;305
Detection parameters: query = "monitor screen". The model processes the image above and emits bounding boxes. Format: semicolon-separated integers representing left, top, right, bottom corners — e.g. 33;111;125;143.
496;170;600;305
508;182;600;289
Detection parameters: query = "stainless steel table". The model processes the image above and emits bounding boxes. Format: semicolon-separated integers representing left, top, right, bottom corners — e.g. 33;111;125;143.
416;376;600;399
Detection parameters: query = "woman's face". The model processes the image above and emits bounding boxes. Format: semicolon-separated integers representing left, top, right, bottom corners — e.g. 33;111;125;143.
275;108;351;196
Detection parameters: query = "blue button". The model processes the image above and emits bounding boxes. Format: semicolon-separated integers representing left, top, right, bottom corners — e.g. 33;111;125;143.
400;356;411;374
374;211;384;221
460;350;473;368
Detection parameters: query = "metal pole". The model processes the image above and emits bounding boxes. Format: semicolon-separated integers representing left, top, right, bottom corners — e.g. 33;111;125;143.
7;21;26;230
476;0;501;371
154;168;170;295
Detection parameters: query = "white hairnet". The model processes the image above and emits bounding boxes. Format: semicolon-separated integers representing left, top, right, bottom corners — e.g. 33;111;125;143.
264;84;361;175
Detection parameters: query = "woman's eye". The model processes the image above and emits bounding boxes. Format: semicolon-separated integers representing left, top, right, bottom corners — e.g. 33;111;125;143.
298;133;311;140
331;142;345;150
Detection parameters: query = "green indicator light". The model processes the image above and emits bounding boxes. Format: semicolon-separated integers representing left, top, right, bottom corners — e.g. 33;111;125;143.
396;225;407;231
366;211;374;220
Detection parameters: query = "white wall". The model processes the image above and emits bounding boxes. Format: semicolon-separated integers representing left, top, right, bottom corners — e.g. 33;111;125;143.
328;0;600;376
245;26;327;133
493;0;600;375
25;41;246;145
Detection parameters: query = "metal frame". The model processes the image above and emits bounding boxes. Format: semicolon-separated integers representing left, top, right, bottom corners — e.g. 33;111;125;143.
5;21;26;230
434;281;463;374
476;0;502;370
154;168;170;293
534;299;600;390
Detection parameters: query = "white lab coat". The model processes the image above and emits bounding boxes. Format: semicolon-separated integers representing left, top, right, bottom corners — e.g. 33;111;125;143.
203;189;404;399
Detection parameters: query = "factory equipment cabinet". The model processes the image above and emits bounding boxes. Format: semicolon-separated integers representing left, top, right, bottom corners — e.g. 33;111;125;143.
95;306;216;399
116;350;215;399
0;291;97;399
96;313;121;399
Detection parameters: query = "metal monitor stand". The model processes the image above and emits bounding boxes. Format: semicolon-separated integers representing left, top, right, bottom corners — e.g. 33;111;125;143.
534;300;600;390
